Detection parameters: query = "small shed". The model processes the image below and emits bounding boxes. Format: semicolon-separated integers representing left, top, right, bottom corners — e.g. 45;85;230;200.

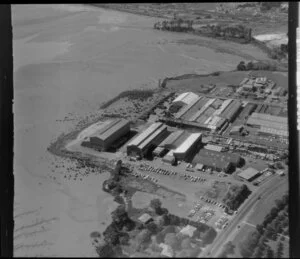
138;213;153;224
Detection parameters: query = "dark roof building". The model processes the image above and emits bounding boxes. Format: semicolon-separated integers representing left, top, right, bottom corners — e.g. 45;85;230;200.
89;119;130;150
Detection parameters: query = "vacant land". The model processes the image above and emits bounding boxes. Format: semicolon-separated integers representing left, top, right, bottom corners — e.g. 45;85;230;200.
247;180;288;225
165;70;287;92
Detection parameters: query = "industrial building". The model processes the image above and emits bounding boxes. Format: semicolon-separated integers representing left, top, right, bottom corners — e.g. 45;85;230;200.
192;148;242;172
219;100;242;122
246;112;288;137
229;125;244;136
173;133;202;161
162;150;176;165
171;92;199;108
238;103;257;120
238;167;261;181
127;122;168;157
192;155;232;173
158;130;187;150
89;119;130;151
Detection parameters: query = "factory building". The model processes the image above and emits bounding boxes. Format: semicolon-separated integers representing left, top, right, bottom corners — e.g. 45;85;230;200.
89;119;130;151
173;133;202;161
170;92;199;113
192;149;242;172
229;125;244;136
238;167;261;181
219;100;242;122
175;96;202;119
238;103;257;120
158;130;186;150
127;122;168;157
246;112;288;137
162;150;176;165
193;155;232;173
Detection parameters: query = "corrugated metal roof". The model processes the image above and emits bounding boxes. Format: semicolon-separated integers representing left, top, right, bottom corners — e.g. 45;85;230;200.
238;167;259;180
213;99;233;116
138;124;167;150
249;113;287;124
174;133;202;154
188;98;216;122
99;119;130;141
259;127;288;137
172;92;199;105
175;96;202;119
127;122;162;147
159;130;184;147
94;119;121;136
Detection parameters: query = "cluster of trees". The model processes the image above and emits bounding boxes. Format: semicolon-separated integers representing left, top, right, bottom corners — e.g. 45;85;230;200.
100;89;154;109
222;184;251;211
260;2;282;12
199;24;252;42
218;241;236;258
237;60;279;71
95;205;136;257
238;193;289;258
154;18;194;32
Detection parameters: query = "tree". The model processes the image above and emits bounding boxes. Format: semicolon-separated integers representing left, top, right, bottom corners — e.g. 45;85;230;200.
150;199;162;214
201;227;217;245
146;222;158;234
237;61;246;71
164;233;179;250
256;224;264;235
119;233;130;245
223;241;235;255
246;61;254;70
265;247;274;258
103;226;120;246
111;205;128;224
181;238;192;250
96;243;115;258
276;242;284;258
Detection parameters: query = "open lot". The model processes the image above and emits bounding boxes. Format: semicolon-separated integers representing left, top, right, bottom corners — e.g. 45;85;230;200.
247;180;288;225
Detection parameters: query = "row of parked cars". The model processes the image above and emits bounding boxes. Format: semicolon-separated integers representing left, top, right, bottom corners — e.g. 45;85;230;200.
200;196;226;209
180;174;207;183
132;171;158;183
215;215;229;230
139;164;178;176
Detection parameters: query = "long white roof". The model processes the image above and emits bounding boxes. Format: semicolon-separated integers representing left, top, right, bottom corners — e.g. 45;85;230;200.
127;122;162;147
174;133;202;154
172;92;199;105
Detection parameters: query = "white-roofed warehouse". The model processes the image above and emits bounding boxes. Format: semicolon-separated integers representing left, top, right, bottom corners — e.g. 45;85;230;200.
127;122;168;157
173;132;202;161
169;92;199;113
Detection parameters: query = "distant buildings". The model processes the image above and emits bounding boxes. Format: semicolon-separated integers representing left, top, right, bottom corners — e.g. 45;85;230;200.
246;112;288;137
88;118;130;151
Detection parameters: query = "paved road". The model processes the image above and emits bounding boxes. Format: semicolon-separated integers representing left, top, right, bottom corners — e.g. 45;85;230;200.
199;176;287;258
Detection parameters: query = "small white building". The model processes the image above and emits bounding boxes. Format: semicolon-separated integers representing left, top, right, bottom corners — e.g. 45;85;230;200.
179;225;197;238
159;243;174;258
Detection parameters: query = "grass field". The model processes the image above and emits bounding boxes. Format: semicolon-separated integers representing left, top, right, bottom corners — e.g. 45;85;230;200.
230;223;255;258
247;180;288;225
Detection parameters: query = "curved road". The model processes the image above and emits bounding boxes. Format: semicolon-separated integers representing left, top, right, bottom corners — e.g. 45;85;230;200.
199;176;287;258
